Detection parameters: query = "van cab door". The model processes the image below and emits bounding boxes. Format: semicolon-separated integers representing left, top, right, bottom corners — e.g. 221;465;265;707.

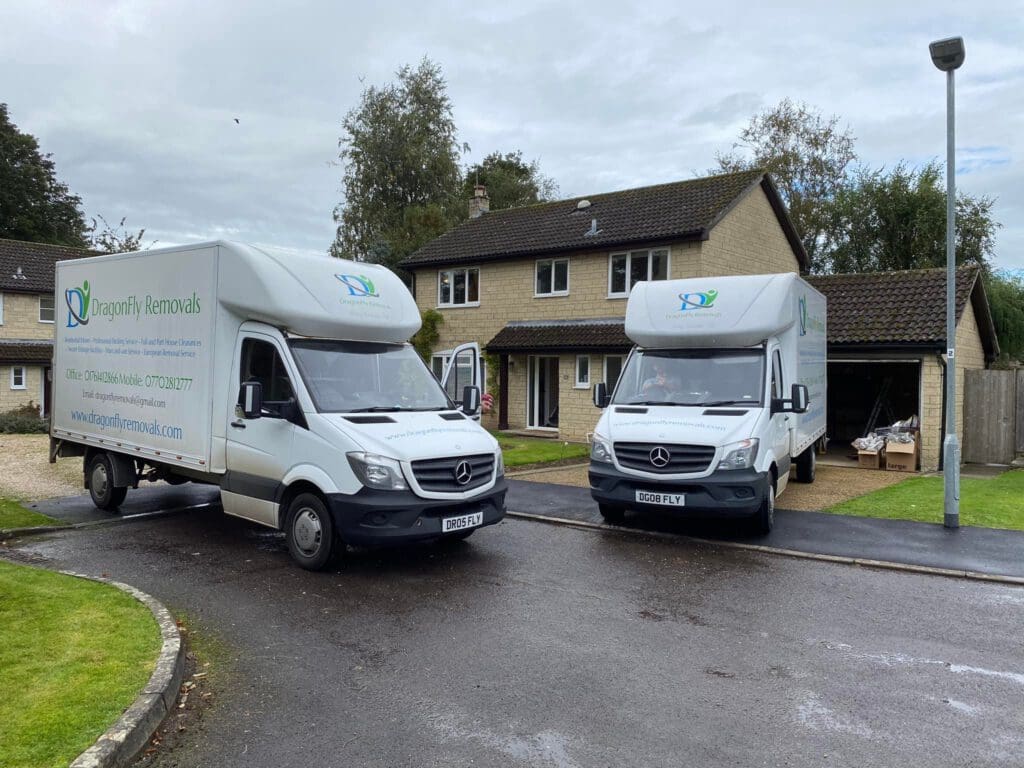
440;341;482;418
768;346;791;493
223;334;300;527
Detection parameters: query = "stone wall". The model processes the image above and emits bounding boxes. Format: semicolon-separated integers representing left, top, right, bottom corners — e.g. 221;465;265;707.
1;292;55;339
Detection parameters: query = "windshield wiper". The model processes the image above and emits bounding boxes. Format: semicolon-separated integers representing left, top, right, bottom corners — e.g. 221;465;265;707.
701;400;756;407
624;400;700;407
347;405;404;413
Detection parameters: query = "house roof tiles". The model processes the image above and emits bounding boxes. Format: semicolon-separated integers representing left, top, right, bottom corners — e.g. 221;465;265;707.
0;238;95;294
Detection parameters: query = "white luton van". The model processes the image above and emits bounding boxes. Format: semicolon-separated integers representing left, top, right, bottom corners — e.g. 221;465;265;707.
588;273;826;533
51;241;506;569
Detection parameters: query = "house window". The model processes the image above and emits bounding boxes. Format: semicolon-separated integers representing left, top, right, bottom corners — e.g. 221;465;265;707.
604;355;624;392
535;258;569;296
575;355;590;388
39;295;55;323
438;268;480;307
10;367;26;390
608;249;669;297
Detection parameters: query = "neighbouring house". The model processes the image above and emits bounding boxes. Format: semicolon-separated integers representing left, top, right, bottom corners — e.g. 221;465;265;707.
399;169;808;442
807;265;998;472
0;238;94;416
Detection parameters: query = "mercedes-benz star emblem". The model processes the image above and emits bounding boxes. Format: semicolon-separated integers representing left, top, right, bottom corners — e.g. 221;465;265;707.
453;460;473;485
649;446;671;468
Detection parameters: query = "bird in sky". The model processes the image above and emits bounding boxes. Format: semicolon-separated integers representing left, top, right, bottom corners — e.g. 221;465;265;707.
233;118;240;124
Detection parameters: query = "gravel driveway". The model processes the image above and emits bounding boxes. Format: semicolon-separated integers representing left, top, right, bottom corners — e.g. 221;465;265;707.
0;434;83;501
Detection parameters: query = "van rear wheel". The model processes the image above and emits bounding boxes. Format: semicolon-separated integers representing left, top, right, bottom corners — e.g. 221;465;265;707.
88;453;127;511
285;493;335;571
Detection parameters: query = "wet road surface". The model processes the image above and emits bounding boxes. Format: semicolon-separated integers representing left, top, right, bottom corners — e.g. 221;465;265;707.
11;509;1024;767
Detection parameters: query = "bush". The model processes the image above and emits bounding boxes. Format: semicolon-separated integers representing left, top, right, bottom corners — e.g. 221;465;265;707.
0;402;48;434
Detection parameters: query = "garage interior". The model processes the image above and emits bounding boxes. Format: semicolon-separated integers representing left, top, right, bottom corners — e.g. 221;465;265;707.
824;360;921;465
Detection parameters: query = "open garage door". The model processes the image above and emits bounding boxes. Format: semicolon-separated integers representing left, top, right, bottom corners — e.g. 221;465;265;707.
827;360;921;459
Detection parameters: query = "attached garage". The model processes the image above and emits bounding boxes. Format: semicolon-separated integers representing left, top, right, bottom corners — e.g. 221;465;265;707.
808;265;999;471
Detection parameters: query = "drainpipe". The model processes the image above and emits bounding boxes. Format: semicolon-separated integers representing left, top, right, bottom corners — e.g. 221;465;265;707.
937;352;947;471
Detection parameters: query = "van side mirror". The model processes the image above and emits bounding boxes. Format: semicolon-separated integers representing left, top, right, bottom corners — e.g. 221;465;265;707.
593;382;609;409
240;381;262;419
462;385;481;415
791;383;809;414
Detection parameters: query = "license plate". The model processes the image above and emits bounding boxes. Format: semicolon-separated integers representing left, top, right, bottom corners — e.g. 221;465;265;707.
442;511;483;533
635;490;685;507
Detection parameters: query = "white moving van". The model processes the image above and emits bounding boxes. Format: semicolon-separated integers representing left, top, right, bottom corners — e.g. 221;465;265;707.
51;241;506;568
588;273;826;533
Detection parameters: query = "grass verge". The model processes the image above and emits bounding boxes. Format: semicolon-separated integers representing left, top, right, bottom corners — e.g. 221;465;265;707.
0;498;59;530
0;561;161;768
496;432;590;467
826;470;1024;531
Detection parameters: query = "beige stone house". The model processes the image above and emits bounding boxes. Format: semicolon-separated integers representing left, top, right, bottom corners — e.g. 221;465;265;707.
400;170;808;442
0;238;93;415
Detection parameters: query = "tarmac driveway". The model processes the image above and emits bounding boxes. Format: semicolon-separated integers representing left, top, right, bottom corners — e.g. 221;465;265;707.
12;508;1024;767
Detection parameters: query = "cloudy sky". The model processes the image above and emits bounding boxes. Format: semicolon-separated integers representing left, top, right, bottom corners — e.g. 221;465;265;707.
2;0;1022;269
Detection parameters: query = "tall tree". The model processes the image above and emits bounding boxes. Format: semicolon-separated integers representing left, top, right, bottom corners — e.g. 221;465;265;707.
331;58;464;270
714;99;857;271
985;271;1024;364
89;214;155;254
823;161;998;274
0;103;89;246
462;150;558;211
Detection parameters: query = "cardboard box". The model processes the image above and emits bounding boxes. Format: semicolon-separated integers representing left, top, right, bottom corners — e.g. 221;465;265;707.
858;450;882;469
884;440;918;472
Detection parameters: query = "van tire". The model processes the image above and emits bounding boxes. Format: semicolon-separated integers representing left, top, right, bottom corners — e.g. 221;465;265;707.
88;453;128;511
752;478;776;535
795;447;816;483
285;493;335;571
599;504;626;525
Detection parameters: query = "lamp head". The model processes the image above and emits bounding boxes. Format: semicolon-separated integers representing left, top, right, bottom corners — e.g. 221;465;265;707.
929;37;965;71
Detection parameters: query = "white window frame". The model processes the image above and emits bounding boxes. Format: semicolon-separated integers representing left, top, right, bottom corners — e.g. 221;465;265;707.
39;294;55;324
574;355;590;388
603;355;625;391
437;267;481;308
534;258;570;298
10;366;26;390
607;248;670;298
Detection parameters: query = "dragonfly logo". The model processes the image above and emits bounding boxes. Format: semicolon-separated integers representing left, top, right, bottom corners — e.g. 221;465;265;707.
678;289;718;311
65;280;91;328
336;274;379;298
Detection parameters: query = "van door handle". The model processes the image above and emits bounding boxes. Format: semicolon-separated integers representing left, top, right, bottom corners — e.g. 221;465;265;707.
230;420;246;429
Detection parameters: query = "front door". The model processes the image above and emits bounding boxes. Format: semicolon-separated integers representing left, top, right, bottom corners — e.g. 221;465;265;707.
223;334;298;527
768;346;790;494
527;356;559;429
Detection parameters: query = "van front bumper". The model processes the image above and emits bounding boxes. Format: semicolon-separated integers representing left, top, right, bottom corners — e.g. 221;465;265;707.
327;478;507;546
589;462;768;518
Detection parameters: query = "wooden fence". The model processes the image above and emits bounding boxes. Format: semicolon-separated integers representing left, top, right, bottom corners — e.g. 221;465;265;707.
963;369;1022;464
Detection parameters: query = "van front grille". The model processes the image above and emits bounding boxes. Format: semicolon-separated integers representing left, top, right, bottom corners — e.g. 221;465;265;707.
613;442;715;474
411;453;494;492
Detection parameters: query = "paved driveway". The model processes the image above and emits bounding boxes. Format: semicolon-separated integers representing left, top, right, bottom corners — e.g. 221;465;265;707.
11;509;1024;767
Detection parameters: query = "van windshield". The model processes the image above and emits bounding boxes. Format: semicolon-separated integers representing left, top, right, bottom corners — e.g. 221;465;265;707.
612;349;765;407
289;340;453;413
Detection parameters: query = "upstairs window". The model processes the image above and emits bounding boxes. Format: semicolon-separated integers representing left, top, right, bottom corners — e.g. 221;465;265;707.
438;268;480;307
39;295;55;323
535;258;569;296
608;249;669;297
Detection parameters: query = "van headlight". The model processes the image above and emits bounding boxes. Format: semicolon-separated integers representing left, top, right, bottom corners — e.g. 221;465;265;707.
347;452;408;491
590;434;614;464
718;439;759;471
495;450;505;477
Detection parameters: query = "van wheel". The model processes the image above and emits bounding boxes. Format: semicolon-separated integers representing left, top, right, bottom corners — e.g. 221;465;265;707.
88;453;128;511
285;493;335;571
795;447;816;483
599;504;626;525
752;479;776;535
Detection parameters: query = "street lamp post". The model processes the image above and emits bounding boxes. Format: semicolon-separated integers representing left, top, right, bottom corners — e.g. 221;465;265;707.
929;36;965;530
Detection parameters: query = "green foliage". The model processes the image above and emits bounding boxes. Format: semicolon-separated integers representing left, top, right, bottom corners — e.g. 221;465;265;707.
0;498;58;529
462;150;558;212
0;561;160;767
0;402;48;434
89;213;155;254
0;103;89;246
482;351;500;399
331;58;465;270
494;432;590;467
714;99;857;270
985;271;1024;363
824;161;997;273
411;308;444;363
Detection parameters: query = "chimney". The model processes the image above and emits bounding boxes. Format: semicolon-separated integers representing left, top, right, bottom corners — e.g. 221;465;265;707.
468;184;489;218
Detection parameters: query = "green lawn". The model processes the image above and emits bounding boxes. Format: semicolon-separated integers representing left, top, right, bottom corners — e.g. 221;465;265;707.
0;561;161;768
0;498;59;530
827;470;1024;531
496;432;590;467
